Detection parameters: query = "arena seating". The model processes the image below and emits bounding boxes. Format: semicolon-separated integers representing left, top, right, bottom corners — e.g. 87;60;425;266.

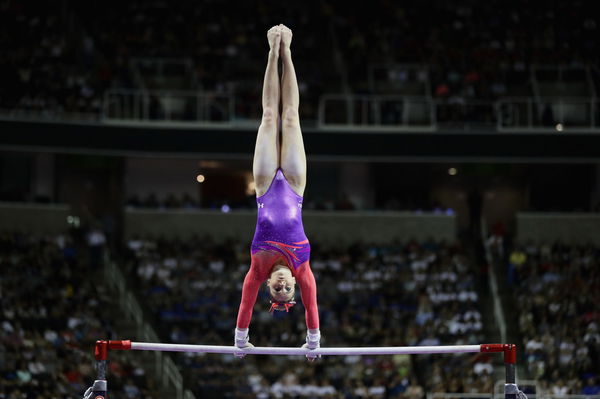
510;242;600;396
0;231;156;399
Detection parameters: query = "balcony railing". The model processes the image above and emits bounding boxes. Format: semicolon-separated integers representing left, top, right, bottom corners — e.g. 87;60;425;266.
497;97;599;131
317;95;599;132
2;89;598;133
102;89;235;126
317;94;436;131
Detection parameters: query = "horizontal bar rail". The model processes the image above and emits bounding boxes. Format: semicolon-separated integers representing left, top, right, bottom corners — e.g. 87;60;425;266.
96;341;515;359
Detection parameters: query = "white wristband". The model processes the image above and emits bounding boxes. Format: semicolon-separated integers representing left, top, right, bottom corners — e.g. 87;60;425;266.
307;330;320;343
235;328;249;347
235;328;249;340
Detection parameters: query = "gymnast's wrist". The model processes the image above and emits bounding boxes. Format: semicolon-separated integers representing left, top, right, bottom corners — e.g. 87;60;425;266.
235;328;249;347
306;329;320;348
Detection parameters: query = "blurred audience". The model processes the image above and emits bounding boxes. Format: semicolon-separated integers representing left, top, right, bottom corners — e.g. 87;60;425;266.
1;1;597;123
335;1;597;99
4;228;599;398
0;231;156;398
511;241;599;395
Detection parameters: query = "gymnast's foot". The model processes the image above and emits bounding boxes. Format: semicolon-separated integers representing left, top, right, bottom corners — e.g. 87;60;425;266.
279;24;292;55
267;25;281;54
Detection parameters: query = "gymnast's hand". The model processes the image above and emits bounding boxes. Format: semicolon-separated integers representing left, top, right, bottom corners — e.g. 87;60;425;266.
302;329;321;361
234;327;254;358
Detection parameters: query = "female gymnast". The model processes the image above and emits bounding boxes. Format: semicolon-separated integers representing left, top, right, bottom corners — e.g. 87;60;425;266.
234;24;320;360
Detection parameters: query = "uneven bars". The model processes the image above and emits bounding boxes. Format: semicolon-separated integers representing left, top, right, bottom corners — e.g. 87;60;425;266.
97;341;515;357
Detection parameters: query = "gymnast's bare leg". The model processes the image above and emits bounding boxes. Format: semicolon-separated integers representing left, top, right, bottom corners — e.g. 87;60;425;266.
279;24;307;197
253;26;282;197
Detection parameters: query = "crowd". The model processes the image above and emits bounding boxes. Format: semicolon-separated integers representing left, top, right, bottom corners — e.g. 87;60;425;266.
0;2;111;117
2;1;597;124
334;1;598;100
509;242;600;396
4;227;600;398
123;236;490;398
0;231;155;399
0;0;335;121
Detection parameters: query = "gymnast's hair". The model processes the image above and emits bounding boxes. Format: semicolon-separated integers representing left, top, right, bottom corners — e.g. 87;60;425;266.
269;298;296;313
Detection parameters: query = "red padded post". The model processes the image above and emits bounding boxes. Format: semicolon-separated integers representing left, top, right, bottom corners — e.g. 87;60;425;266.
95;340;109;361
504;344;517;364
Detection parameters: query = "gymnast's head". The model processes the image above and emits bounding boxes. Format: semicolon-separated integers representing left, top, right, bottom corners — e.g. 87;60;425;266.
266;262;296;312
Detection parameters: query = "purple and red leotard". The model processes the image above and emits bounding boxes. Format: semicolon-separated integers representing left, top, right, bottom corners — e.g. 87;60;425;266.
236;169;319;330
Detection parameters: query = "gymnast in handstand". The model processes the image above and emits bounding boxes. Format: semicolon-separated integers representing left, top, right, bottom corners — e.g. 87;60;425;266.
234;24;320;360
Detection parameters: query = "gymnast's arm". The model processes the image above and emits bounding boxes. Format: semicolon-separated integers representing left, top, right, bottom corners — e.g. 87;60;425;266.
295;263;321;348
296;264;321;360
234;260;269;352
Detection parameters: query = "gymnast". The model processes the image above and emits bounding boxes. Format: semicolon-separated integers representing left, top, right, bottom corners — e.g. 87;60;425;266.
234;24;320;360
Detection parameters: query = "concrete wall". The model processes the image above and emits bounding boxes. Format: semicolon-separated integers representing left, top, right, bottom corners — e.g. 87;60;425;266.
0;202;457;243
124;209;457;244
31;153;55;201
6;204;599;246
0;202;71;234
125;158;200;202
517;212;600;244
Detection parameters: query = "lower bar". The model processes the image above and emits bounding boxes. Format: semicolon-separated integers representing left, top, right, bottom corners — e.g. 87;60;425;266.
129;342;481;356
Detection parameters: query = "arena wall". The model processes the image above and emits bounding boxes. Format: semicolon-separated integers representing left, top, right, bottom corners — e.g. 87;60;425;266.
0;202;71;234
517;212;600;244
124;209;456;244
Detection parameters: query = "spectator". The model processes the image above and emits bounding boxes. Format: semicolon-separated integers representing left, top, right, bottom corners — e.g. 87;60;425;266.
582;377;600;395
508;246;527;286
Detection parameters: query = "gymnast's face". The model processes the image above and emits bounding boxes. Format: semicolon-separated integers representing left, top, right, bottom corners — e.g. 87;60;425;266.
267;263;296;302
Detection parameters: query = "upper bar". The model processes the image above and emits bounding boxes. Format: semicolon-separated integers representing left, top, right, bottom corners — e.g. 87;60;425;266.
129;342;482;356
